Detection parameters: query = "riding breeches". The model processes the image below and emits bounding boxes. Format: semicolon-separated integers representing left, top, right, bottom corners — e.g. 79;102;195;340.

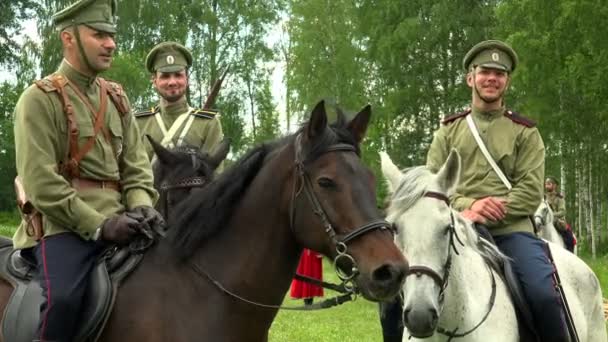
494;232;569;342
28;232;103;342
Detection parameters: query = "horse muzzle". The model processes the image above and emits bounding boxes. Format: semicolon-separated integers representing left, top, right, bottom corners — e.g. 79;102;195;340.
355;261;408;301
403;303;439;338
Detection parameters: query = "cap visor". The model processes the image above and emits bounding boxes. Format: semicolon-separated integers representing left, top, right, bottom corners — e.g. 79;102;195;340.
157;65;187;73
478;62;508;72
85;23;117;33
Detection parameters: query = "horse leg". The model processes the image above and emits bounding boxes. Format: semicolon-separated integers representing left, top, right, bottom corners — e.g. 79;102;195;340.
0;278;14;342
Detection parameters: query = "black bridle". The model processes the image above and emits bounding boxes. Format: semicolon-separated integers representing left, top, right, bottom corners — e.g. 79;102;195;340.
188;133;394;311
406;191;497;341
290;133;394;285
158;151;208;218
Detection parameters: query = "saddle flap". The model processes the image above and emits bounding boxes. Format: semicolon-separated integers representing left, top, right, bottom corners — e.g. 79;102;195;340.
1;259;113;342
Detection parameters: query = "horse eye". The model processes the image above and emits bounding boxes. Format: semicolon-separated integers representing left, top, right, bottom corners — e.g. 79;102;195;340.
317;177;336;189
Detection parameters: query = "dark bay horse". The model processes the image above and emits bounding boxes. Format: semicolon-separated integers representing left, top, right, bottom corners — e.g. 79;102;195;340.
0;101;408;342
147;135;231;222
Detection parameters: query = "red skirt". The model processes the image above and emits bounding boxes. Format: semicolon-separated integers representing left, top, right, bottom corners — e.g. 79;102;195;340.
290;249;324;298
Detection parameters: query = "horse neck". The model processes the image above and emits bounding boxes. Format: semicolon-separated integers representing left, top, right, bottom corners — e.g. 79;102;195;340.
190;145;302;315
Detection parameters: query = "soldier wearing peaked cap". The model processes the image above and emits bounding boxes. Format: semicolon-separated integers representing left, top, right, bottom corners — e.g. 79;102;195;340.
12;0;163;340
544;177;576;252
423;39;572;341
135;41;224;165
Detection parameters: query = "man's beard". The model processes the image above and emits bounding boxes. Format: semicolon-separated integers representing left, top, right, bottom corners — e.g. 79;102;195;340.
160;89;185;103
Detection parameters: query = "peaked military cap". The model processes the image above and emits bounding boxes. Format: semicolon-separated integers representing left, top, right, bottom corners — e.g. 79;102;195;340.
52;0;117;33
545;176;559;185
463;40;519;73
146;42;193;73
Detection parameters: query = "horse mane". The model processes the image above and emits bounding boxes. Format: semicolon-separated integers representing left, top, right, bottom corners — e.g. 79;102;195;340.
387;166;509;271
169;110;358;261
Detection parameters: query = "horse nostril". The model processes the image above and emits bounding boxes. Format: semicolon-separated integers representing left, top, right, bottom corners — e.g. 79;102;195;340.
403;307;411;325
429;307;438;326
372;263;407;285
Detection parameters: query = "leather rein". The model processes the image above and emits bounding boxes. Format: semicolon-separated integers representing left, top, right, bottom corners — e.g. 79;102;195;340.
189;133;394;311
407;191;497;341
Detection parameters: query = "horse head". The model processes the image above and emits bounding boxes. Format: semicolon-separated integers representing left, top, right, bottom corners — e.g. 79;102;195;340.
381;149;504;338
534;199;554;234
289;101;408;301
148;135;230;222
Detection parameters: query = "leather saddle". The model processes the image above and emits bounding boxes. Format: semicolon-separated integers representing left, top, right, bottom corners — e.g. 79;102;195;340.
0;236;144;342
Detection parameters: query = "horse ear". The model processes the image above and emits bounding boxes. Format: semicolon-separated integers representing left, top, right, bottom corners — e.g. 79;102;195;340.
209;138;231;170
347;104;371;143
436;149;461;195
307;100;328;139
146;134;177;165
380;151;402;194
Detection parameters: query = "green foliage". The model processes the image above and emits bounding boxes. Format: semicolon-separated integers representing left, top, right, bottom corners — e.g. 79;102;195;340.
0;0;40;66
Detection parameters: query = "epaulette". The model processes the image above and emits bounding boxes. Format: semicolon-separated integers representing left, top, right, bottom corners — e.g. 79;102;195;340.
190;108;218;119
34;74;67;93
504;110;536;127
441;109;471;125
134;106;159;118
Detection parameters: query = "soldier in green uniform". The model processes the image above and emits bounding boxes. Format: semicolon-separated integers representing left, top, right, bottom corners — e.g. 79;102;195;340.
12;0;163;340
135;41;224;162
424;40;571;341
545;176;575;252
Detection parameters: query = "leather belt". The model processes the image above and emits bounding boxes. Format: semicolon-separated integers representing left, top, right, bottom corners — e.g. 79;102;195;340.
71;178;121;192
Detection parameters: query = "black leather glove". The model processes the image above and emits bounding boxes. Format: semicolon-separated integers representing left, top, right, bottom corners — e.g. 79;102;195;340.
132;205;166;231
100;213;140;245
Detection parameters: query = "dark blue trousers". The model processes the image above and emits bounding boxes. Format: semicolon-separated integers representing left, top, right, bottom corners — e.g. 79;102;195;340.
378;296;403;341
30;232;103;342
495;232;569;342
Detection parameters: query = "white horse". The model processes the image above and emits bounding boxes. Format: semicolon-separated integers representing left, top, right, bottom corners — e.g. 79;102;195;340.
534;200;577;254
380;150;606;342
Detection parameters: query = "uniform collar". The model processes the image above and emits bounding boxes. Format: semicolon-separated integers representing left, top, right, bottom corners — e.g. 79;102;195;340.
58;59;97;91
471;105;506;121
160;97;190;118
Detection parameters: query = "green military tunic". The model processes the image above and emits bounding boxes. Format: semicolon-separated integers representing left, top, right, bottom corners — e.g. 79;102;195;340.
13;60;158;249
134;97;223;160
426;106;545;236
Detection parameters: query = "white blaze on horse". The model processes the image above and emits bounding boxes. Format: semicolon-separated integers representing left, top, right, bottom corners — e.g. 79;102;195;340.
534;199;577;254
380;150;606;342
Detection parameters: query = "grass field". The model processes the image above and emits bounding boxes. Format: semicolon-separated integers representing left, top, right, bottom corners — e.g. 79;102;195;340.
0;223;605;341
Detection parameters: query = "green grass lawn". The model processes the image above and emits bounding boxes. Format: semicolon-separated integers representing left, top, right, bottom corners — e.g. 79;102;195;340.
0;223;605;341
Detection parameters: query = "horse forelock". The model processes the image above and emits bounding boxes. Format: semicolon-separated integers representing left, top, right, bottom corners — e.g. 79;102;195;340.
386;166;434;219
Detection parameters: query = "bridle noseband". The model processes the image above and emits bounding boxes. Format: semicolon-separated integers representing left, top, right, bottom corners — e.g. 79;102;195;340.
405;191;497;341
406;191;462;304
290;134;394;285
158;151;209;218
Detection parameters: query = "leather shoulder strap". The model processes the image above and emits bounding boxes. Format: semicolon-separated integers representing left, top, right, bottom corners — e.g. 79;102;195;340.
441;109;471;125
100;78;129;116
34;74;67;93
190;108;218;119
504;110;536;127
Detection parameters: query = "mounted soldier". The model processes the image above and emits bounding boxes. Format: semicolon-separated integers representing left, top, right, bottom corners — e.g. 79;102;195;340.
11;0;163;340
423;39;572;341
545;176;576;252
135;42;225;164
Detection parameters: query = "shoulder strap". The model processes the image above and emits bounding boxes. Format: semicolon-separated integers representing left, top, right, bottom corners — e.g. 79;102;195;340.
190;108;218;119
465;115;512;190
134;106;159;118
100;78;129;116
504;110;536;127
442;109;471;125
